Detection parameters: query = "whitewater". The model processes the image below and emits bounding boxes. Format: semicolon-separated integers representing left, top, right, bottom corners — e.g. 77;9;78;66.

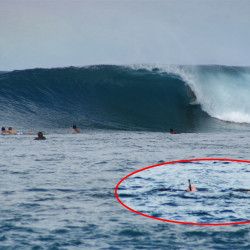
1;64;250;249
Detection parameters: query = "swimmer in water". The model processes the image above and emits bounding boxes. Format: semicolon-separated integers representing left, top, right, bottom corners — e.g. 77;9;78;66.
67;125;80;133
186;179;197;192
34;131;46;140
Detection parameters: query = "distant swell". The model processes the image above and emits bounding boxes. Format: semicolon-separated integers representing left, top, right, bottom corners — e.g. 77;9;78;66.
1;65;250;132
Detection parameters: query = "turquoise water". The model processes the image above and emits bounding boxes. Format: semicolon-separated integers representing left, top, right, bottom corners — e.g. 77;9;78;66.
0;131;250;249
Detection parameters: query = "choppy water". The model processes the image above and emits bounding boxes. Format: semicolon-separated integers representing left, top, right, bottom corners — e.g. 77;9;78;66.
1;130;250;249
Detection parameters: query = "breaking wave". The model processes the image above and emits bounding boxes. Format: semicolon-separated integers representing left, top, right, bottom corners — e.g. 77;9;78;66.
1;64;250;132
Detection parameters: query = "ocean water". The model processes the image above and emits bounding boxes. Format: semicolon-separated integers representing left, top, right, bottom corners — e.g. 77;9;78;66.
1;131;250;249
1;64;250;132
117;158;250;225
1;65;250;249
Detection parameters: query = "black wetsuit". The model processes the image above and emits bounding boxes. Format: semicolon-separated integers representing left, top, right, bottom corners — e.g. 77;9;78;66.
34;136;46;140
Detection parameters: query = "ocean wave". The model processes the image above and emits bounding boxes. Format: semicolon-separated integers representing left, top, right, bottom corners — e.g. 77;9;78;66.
1;65;250;132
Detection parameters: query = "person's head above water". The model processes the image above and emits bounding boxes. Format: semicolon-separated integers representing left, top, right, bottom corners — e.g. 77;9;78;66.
34;131;46;140
72;125;80;133
67;125;80;133
38;132;43;137
8;127;17;134
1;127;9;134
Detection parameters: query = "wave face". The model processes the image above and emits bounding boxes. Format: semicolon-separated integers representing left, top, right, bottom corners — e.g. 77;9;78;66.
1;65;250;132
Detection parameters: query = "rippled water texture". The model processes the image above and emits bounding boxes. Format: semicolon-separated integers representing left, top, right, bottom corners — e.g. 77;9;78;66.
117;160;250;225
0;131;250;248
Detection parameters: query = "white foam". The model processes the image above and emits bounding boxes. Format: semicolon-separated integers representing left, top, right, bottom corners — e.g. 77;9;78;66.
165;65;250;124
129;64;250;124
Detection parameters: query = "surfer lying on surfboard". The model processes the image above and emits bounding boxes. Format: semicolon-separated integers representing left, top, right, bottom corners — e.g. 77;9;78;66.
170;129;181;134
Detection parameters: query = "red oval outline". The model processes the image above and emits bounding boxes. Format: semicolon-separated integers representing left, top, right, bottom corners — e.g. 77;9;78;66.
115;158;250;226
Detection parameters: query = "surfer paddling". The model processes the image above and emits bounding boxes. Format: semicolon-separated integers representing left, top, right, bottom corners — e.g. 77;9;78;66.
67;125;80;133
170;129;181;134
186;179;197;192
8;127;17;134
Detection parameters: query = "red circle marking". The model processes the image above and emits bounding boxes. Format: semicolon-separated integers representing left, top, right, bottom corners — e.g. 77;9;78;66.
115;158;250;226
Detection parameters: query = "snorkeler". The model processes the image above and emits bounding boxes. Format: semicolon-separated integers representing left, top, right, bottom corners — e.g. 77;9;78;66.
34;131;46;140
158;179;198;192
67;125;80;133
186;179;197;192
